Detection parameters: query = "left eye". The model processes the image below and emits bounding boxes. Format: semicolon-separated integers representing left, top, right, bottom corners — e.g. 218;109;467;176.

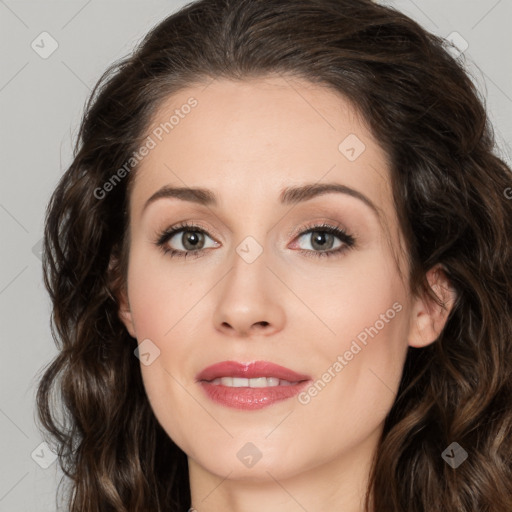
288;224;355;258
295;230;344;252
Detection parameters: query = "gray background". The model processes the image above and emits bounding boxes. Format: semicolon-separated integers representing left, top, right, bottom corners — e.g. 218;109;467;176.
1;1;511;510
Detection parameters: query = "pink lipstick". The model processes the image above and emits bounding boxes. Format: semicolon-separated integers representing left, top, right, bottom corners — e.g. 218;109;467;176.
195;360;312;410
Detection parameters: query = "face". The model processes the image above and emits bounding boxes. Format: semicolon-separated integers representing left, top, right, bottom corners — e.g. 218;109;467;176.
116;76;453;487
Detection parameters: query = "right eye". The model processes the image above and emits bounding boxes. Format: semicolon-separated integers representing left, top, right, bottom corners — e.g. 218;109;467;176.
155;222;219;259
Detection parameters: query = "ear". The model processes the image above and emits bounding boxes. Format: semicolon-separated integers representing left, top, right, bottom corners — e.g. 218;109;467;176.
108;254;137;339
117;288;137;339
408;264;457;348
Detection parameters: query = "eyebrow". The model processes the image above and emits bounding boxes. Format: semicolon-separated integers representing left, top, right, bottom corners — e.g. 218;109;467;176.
142;182;381;219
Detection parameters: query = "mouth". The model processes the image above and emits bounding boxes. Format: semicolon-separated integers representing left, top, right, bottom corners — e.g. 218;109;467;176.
195;360;312;410
205;376;301;387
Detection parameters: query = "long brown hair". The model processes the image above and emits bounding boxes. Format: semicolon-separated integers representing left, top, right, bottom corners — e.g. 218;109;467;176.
36;0;512;510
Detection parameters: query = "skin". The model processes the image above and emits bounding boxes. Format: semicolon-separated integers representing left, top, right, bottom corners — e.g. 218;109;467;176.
116;75;456;512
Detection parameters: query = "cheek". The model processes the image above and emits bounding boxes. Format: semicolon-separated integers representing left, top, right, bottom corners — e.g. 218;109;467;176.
290;247;409;422
126;242;203;338
124;246;216;445
286;241;407;356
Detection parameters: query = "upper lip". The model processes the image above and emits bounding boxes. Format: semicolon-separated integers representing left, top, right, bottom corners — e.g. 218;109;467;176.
196;360;311;383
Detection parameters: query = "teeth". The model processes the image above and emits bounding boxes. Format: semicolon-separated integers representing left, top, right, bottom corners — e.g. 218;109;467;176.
209;377;296;387
219;377;232;386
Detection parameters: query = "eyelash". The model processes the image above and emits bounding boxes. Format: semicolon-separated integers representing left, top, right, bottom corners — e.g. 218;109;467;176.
154;221;356;260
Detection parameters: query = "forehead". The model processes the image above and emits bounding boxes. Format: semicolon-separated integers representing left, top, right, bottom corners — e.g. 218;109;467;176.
130;75;393;223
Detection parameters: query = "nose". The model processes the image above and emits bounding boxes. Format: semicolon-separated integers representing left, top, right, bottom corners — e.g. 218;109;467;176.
212;248;286;338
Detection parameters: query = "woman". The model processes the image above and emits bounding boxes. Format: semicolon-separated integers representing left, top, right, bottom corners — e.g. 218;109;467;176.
36;0;512;510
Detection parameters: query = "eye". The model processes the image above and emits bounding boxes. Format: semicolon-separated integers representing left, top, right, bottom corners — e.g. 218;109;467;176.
291;223;356;259
155;221;219;259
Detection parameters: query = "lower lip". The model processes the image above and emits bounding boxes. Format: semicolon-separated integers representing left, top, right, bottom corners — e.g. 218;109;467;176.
199;380;311;410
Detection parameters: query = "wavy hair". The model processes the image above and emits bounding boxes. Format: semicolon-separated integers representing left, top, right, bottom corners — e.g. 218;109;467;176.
36;0;512;510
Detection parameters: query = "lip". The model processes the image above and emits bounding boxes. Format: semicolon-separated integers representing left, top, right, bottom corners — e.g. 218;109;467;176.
196;360;311;382
196;360;312;410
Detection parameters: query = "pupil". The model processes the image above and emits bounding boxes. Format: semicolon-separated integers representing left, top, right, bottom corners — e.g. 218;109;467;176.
312;232;333;250
183;231;202;250
315;233;326;246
